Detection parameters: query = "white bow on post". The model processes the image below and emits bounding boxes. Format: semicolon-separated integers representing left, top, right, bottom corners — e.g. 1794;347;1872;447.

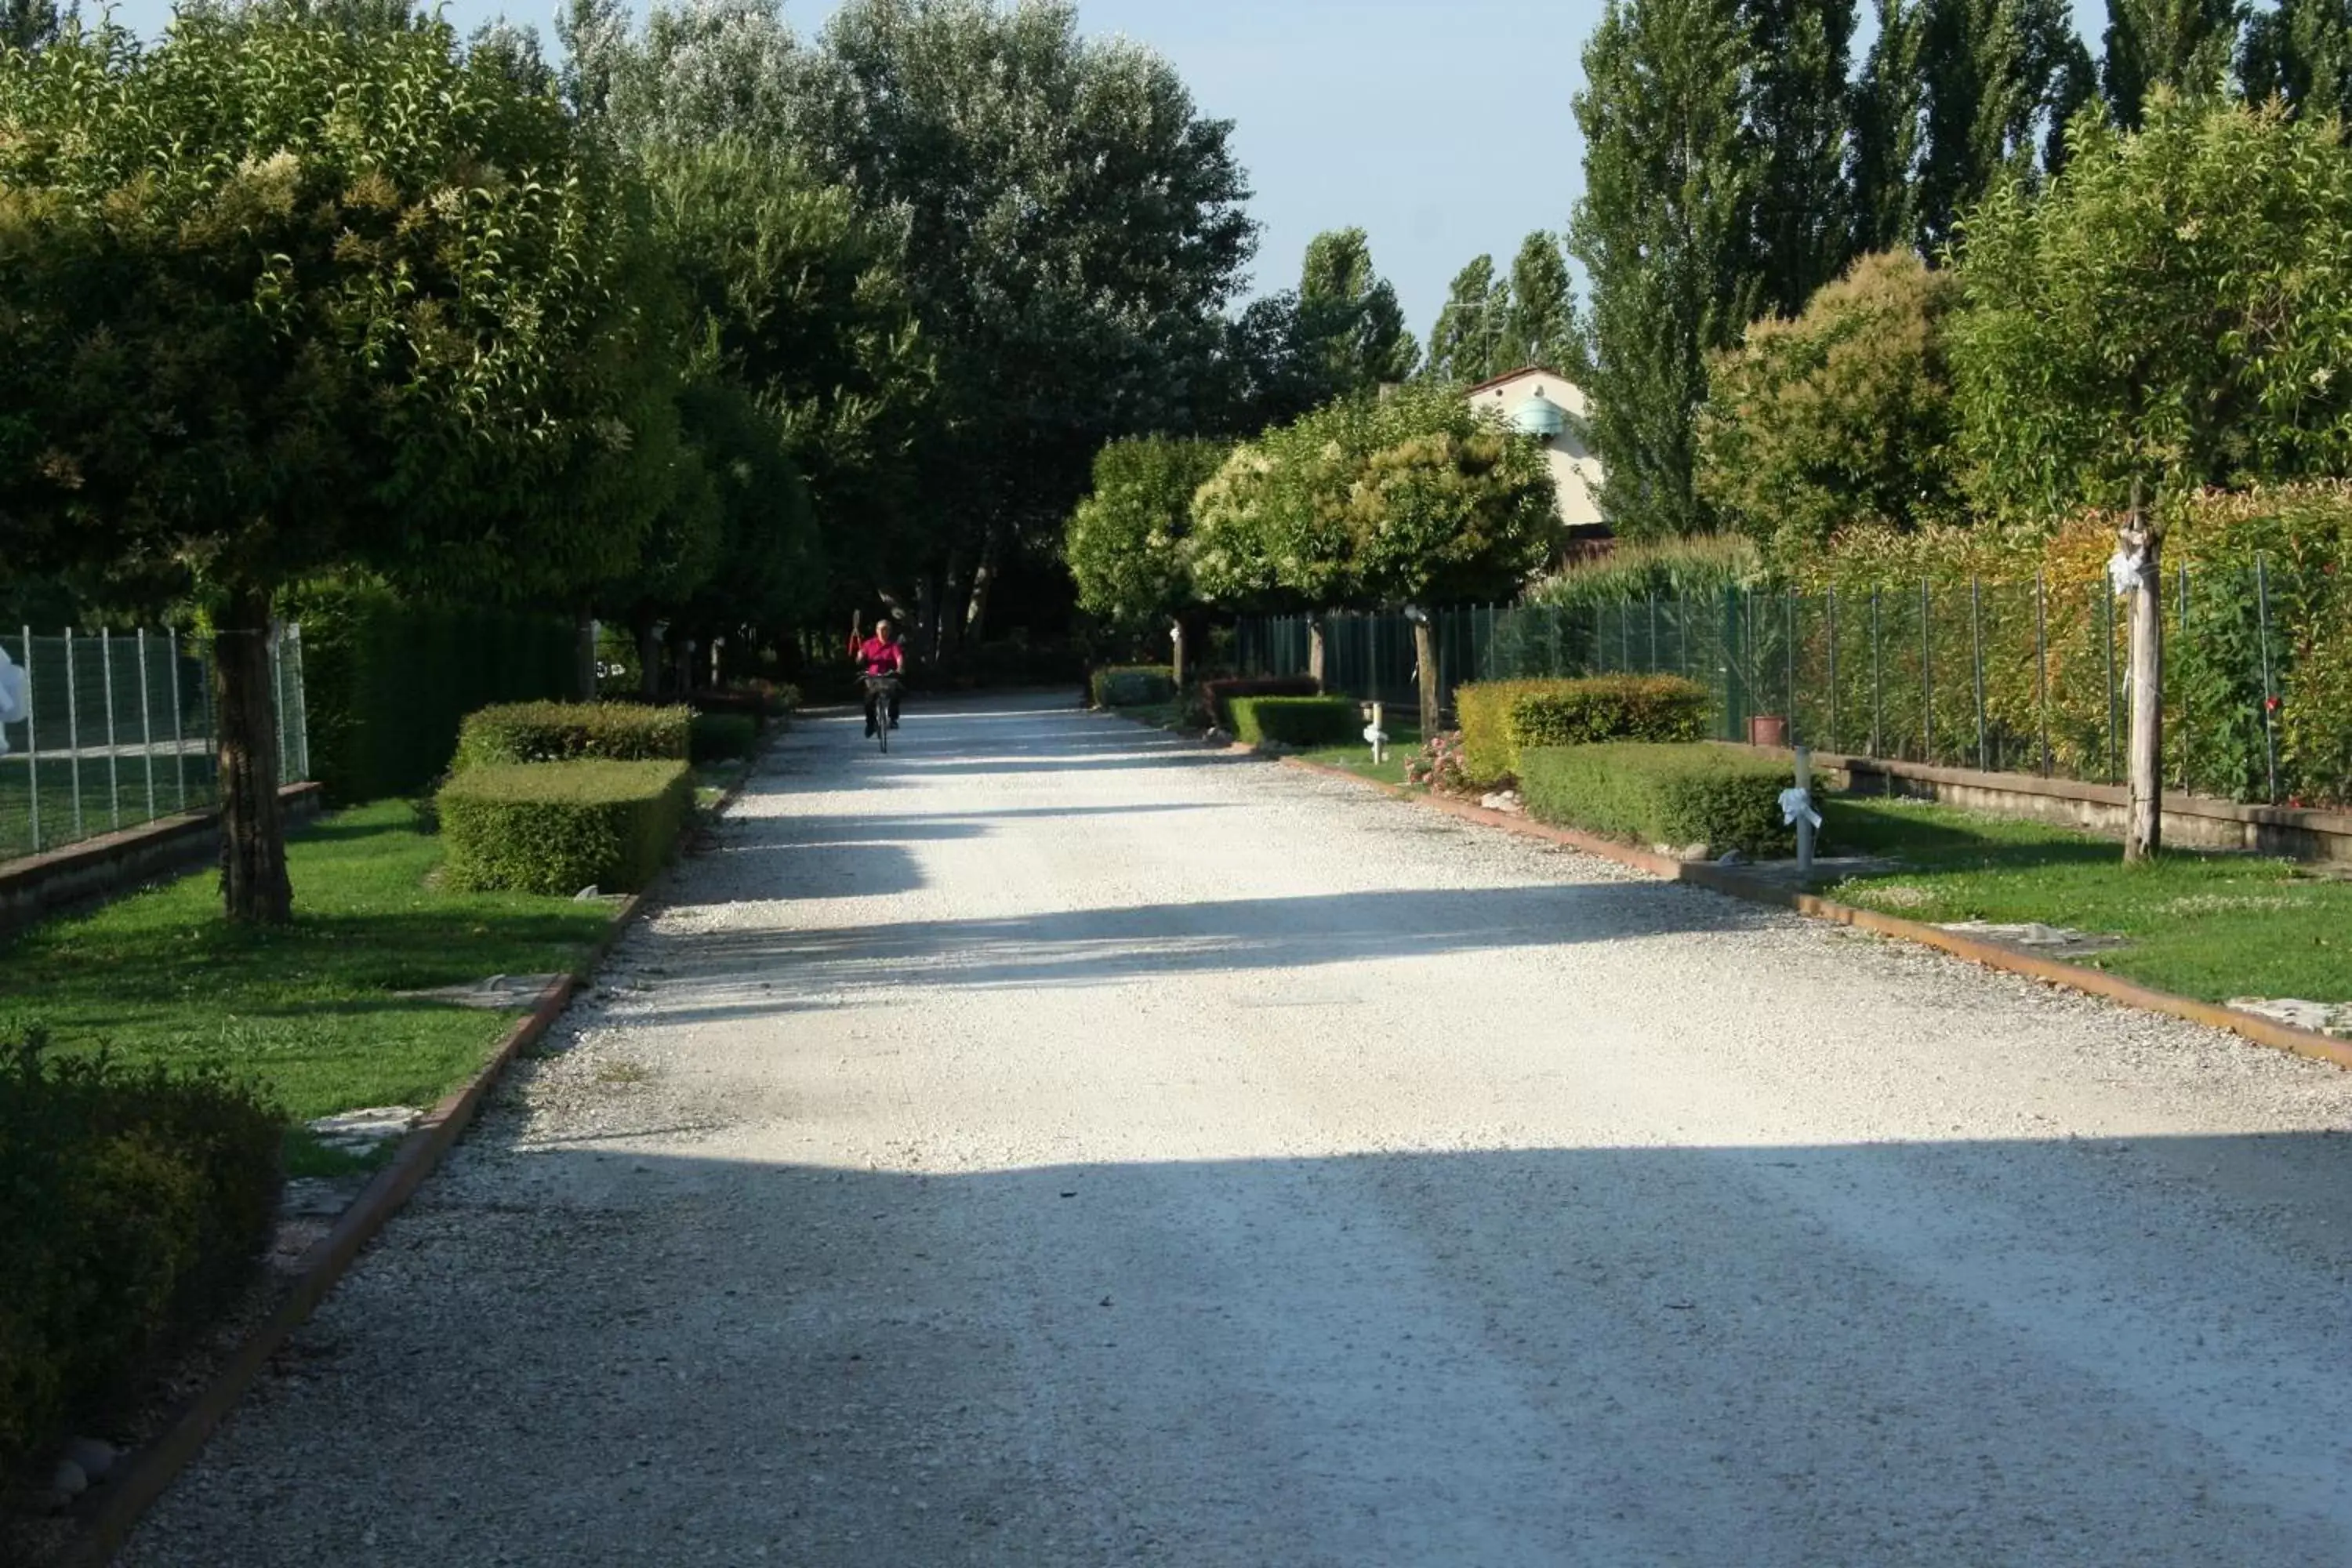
1779;786;1822;831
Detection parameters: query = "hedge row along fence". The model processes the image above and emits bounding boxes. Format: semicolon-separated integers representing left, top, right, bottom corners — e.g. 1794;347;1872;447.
288;579;576;805
1090;666;1176;708
1194;675;1320;731
1454;675;1709;788
438;760;696;896
0;1033;281;1483
1229;695;1359;748
1518;743;1795;860
1234;516;2352;808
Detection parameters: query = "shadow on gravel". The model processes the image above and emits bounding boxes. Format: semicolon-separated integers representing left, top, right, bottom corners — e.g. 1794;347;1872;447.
114;1126;2352;1568
648;880;1769;1011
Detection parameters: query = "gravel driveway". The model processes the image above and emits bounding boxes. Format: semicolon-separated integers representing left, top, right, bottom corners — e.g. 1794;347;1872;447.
124;691;2352;1566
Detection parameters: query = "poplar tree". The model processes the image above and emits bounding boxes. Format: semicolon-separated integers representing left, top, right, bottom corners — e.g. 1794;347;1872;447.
1300;227;1421;389
2102;0;2242;127
1499;231;1592;381
1426;255;1509;383
2240;0;2352;118
1570;0;1759;537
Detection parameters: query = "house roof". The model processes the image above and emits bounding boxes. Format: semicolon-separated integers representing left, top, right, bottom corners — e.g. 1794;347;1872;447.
1465;365;1570;396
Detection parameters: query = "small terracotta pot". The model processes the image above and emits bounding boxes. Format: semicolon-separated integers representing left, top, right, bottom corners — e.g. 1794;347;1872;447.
1748;714;1788;748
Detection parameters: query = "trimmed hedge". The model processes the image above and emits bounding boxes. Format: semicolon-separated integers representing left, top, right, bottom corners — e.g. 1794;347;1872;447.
437;760;696;895
1519;742;1794;858
0;1033;281;1478
1229;695;1359;748
1196;675;1321;730
690;713;758;763
1091;665;1176;707
452;702;691;772
286;577;578;804
1456;675;1711;787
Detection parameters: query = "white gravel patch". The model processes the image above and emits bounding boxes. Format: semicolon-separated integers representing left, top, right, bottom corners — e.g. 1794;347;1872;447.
122;693;2352;1566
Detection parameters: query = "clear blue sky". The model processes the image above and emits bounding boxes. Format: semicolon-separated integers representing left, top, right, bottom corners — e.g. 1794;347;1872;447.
97;0;2114;346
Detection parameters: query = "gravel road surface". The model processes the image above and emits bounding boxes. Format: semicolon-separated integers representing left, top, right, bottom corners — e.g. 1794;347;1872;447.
124;692;2352;1566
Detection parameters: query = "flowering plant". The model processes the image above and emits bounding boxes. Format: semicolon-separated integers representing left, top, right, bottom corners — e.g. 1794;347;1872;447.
1405;730;1472;793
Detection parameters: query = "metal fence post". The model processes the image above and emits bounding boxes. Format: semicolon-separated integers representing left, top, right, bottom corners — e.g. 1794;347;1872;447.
2256;554;2281;804
2176;563;2190;794
64;626;83;842
1826;589;1839;754
1919;579;1933;764
1970;577;1987;771
138;629;157;822
2035;574;2051;777
272;622;289;784
168;628;187;811
21;626;38;852
2103;580;2119;786
101;628;122;829
1784;592;1798;745
1870;590;1883;758
291;622;310;782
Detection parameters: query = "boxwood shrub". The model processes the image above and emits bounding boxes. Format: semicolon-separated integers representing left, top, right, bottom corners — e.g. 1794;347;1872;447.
1519;742;1793;858
1195;675;1321;730
437;760;696;895
1229;695;1359;748
1090;665;1176;708
0;1033;281;1479
452;702;691;771
1455;675;1711;787
690;713;759;764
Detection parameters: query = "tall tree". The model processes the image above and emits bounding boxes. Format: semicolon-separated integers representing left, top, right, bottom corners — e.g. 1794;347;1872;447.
789;0;1256;648
2240;0;2352;118
2;0;58;50
2103;0;2243;127
1570;0;1759;538
1062;436;1229;633
1299;227;1421;390
1498;230;1592;381
1954;97;2352;857
1745;0;1860;315
0;9;674;921
1918;0;2096;248
1425;254;1509;383
1850;0;1928;251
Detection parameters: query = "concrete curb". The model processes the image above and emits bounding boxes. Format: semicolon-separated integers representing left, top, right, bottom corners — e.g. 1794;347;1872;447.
1282;755;2352;1076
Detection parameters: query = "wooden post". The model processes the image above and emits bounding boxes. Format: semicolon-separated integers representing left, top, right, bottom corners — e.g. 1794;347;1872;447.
2123;478;2164;862
1170;619;1186;698
1411;615;1439;742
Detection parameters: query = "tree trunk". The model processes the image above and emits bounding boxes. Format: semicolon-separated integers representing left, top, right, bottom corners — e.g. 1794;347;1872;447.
963;529;1003;648
214;586;292;926
636;615;661;702
1170;619;1186;695
575;610;597;701
1308;615;1327;694
2124;497;2165;862
1412;618;1440;741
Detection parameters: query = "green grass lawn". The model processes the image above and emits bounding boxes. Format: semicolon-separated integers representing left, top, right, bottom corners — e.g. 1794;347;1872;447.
2;800;615;1171
1298;719;1425;786
1821;797;2352;1004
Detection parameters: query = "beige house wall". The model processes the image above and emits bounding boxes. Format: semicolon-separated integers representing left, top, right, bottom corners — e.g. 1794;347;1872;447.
1467;368;1605;529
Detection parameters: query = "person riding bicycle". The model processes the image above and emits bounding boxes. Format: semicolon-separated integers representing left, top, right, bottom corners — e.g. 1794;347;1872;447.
851;619;906;737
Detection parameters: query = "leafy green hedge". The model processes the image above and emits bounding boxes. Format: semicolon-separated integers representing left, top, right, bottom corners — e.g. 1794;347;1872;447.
1196;675;1321;730
690;713;758;763
286;577;578;804
1091;665;1176;707
0;1033;281;1478
1456;676;1711;787
1230;695;1359;747
437;760;695;895
452;702;691;771
1519;743;1794;858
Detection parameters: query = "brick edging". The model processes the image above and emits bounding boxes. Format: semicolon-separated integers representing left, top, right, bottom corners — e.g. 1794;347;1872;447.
66;892;653;1564
1281;756;2352;1076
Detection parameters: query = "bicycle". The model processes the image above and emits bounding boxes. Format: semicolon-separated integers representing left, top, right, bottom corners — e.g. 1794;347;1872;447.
861;673;902;754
